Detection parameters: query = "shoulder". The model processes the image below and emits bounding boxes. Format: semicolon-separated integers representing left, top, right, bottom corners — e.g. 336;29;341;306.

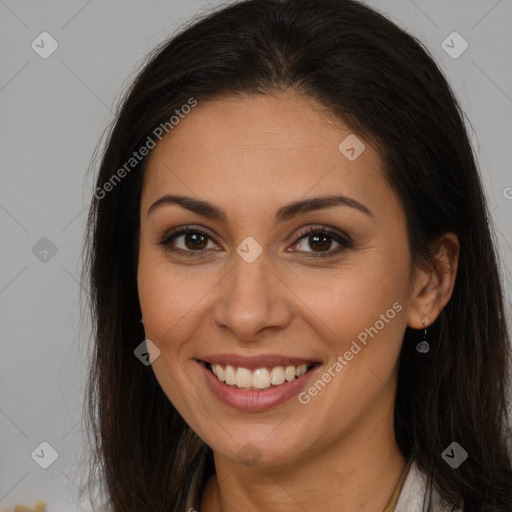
395;461;463;512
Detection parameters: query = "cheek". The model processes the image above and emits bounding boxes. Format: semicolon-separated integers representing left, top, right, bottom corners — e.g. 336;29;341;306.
296;261;407;333
292;269;408;422
137;254;208;412
289;250;410;374
137;251;219;347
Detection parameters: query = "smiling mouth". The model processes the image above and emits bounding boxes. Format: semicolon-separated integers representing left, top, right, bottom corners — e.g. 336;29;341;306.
201;361;320;391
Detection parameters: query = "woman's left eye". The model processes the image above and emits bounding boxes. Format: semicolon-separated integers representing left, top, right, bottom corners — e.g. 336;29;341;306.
157;225;353;258
292;227;353;257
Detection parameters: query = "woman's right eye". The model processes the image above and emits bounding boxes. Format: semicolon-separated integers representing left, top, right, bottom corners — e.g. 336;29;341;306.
157;228;218;258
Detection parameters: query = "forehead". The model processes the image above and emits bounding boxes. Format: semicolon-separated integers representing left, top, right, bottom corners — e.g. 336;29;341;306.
147;92;362;170
141;92;399;225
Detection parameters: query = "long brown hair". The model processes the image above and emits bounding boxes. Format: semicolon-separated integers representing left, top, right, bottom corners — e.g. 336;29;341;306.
81;1;512;510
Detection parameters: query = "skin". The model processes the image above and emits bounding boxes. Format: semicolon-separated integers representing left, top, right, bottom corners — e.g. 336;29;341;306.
137;91;459;512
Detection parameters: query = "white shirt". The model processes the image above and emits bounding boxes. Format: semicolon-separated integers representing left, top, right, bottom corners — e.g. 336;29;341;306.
394;461;463;511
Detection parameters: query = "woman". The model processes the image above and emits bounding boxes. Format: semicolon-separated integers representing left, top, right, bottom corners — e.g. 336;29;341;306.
82;0;512;510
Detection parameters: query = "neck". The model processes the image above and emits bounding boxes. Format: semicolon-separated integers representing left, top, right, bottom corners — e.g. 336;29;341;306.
200;401;407;512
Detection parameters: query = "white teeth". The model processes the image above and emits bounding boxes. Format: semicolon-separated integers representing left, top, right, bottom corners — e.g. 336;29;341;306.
225;364;236;385
285;365;296;381
270;366;285;385
212;363;225;381
210;363;311;390
252;368;271;389
235;367;252;388
295;364;307;377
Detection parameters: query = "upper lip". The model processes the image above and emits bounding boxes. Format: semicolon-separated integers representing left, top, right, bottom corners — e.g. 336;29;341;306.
198;353;321;369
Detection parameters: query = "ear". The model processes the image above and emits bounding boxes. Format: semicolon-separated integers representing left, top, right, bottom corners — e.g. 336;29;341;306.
406;232;460;329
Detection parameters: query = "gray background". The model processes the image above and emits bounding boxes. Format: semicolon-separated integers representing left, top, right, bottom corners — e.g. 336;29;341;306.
1;1;511;510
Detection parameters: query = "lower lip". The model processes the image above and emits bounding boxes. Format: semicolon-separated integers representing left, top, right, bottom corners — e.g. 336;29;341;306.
198;361;321;411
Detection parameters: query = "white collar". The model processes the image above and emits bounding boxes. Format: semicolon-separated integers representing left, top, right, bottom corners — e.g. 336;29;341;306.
395;460;463;512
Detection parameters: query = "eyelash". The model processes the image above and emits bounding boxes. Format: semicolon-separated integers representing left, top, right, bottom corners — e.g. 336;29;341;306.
157;225;354;259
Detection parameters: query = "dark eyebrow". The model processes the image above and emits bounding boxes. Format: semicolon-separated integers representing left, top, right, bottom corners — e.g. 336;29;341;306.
147;194;373;223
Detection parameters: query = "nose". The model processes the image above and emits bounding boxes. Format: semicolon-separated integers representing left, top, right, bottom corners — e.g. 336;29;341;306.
212;251;292;341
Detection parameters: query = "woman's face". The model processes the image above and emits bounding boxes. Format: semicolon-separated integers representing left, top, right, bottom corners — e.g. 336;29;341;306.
138;91;420;468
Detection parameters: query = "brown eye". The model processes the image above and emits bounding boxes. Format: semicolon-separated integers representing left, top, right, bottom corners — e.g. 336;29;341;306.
292;227;353;258
181;232;209;250
157;227;217;257
301;233;333;252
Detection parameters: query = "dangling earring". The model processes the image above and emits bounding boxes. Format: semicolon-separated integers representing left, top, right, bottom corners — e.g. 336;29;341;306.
416;315;430;353
140;317;144;325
